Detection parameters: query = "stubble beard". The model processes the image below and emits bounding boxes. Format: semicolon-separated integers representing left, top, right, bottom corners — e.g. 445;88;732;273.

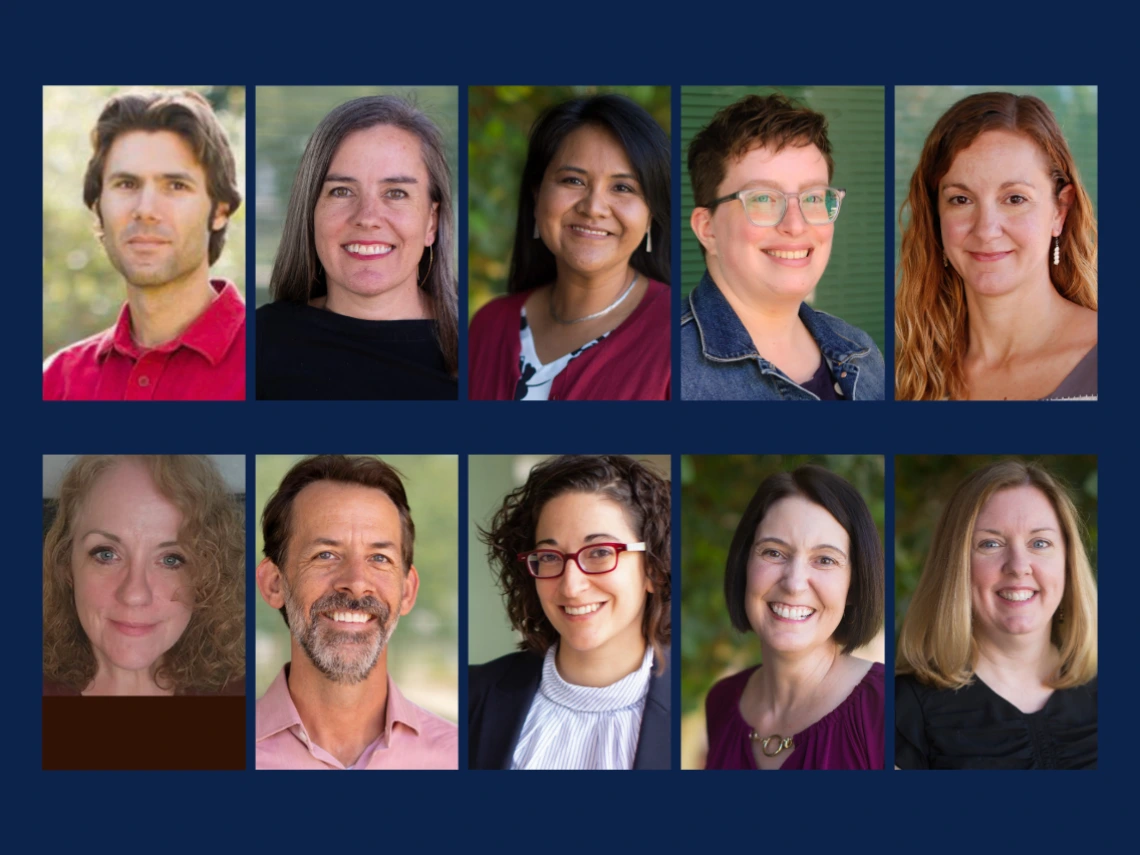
283;584;398;685
102;220;211;290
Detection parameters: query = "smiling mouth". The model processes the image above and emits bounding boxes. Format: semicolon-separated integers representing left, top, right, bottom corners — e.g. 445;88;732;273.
110;620;159;636
569;225;611;238
968;251;1013;261
562;603;603;616
764;249;810;260
768;603;815;621
343;243;394;257
997;590;1037;602
323;610;377;624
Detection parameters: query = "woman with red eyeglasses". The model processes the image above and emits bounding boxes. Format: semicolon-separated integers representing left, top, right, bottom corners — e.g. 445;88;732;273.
468;455;671;769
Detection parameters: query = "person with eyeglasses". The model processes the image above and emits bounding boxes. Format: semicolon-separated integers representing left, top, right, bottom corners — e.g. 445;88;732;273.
682;93;885;400
468;455;671;769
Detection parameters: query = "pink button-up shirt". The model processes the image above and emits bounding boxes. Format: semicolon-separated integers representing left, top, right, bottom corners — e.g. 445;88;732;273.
255;665;457;770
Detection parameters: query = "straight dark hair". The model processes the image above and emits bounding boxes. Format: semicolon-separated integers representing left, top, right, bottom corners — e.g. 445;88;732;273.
507;94;671;293
268;95;458;377
724;465;883;653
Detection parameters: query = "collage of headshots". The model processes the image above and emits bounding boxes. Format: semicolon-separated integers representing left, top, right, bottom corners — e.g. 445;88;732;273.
41;84;1097;771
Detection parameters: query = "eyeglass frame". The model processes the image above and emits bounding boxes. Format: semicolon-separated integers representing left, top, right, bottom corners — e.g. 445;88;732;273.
704;185;847;227
517;542;647;579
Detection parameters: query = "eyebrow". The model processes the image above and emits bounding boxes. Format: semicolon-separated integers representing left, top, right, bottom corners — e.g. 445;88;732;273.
535;532;622;548
107;170;198;184
976;527;1057;535
80;530;180;549
755;536;848;558
941;180;1036;192
323;174;420;184
555;165;639;181
306;537;398;551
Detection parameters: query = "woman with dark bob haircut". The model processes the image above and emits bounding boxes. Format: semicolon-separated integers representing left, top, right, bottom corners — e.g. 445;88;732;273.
468;455;671;769
468;94;671;400
43;455;244;695
896;460;1097;769
705;465;884;769
896;92;1097;400
257;95;458;400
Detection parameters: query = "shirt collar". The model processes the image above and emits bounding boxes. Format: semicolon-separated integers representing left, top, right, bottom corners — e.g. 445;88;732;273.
96;279;245;365
538;644;654;713
688;269;869;365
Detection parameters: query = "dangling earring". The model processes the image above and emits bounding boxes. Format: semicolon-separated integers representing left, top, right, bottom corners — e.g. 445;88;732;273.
645;228;652;253
1053;235;1060;266
533;219;540;239
1057;604;1065;623
942;253;948;268
417;244;434;285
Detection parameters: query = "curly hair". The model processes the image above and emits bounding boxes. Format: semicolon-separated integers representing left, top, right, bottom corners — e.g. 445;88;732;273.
896;460;1097;690
480;455;671;670
43;455;245;694
896;92;1098;400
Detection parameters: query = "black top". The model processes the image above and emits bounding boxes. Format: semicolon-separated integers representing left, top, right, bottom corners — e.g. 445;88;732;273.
895;673;1097;769
799;356;838;400
256;301;456;400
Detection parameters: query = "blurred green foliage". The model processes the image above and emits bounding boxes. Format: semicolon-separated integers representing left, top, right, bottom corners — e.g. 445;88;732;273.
43;86;246;359
253;455;458;722
255;86;458;307
894;455;1097;642
467;86;671;320
894;86;1098;283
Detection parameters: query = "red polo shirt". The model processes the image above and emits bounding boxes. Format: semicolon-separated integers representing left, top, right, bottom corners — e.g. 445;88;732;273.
43;280;246;401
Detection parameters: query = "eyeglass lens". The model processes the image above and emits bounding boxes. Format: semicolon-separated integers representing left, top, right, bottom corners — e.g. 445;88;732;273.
527;544;620;577
745;188;841;226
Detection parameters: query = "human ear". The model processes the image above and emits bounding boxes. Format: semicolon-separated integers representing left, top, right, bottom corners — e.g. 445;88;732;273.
425;201;439;246
691;206;716;256
211;202;231;232
1053;184;1075;235
255;557;286;610
399;566;421;616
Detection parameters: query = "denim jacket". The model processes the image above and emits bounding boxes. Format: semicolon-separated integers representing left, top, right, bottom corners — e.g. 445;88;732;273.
680;271;886;401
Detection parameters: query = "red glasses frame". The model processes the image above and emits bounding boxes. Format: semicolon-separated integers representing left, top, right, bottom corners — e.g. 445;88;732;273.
517;542;646;578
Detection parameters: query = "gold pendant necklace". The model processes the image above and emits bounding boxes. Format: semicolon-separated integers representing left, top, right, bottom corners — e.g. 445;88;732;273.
749;731;795;757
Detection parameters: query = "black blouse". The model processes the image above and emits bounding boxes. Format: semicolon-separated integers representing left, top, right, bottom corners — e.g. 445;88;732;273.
895;673;1097;769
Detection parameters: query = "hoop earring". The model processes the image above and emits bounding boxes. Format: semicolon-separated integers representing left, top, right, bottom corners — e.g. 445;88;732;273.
418;245;434;285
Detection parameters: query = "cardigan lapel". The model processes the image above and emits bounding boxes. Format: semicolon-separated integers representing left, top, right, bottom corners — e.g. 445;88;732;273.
632;656;671;770
479;654;542;770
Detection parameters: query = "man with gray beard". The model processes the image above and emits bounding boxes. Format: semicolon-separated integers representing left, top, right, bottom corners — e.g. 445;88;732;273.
254;455;457;770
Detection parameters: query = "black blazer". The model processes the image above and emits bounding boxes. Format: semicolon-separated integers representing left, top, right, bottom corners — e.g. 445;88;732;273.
467;650;671;770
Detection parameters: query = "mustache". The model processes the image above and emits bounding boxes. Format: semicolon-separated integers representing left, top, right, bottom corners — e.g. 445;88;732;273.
308;592;390;624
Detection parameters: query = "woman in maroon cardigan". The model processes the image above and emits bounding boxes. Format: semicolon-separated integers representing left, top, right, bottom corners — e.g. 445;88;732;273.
468;94;671;400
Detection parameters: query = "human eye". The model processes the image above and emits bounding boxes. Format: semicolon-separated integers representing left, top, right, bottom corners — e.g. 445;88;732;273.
1030;538;1053;549
946;194;970;206
111;177;137;190
160;552;187;569
817;554;837;566
370;552;394;564
328;186;353;198
560;175;585;187
1006;194;1029;205
90;546;118;564
802;192;825;204
315;550;336;560
385;188;409;200
168;180;190;191
977;538;1001;550
758;546;784;560
587;545;617;560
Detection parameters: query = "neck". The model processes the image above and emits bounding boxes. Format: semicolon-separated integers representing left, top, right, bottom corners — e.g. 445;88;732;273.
555;636;647;689
125;268;216;349
964;274;1069;364
320;280;430;321
974;629;1058;685
755;641;841;714
286;644;390;768
707;263;804;343
83;661;171;696
550;263;637;321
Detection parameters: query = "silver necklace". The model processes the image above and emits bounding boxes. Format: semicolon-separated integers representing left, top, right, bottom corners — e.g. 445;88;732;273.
549;273;640;325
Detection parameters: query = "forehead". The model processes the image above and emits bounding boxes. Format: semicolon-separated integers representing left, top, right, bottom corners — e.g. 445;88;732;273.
976;485;1062;530
73;460;182;533
757;495;848;547
549;125;632;171
943;130;1052;184
327;124;428;178
289;480;402;543
103;130;205;180
721;142;828;193
535;491;635;540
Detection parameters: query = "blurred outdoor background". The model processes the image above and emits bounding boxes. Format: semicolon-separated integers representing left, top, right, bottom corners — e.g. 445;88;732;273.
468;86;671;320
43;86;246;359
894;455;1098;644
255;86;458;308
894;86;1098;282
468;454;671;666
254;455;458;723
680;454;885;769
681;87;886;353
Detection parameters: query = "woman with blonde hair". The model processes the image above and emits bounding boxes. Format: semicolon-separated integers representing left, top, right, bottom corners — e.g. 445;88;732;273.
43;455;245;695
896;460;1097;769
895;92;1097;400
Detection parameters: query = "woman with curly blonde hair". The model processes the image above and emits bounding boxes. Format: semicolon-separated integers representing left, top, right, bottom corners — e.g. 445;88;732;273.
896;92;1097;400
43;455;245;695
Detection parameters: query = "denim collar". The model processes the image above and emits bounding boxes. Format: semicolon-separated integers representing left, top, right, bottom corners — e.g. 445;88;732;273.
688;270;871;367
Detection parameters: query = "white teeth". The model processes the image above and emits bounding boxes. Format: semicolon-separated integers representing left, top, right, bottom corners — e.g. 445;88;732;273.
769;603;815;620
563;603;602;616
329;611;372;623
571;226;609;236
345;243;394;256
998;590;1035;602
765;249;810;259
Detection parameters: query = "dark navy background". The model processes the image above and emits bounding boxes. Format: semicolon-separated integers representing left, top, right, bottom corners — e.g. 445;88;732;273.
28;4;1128;850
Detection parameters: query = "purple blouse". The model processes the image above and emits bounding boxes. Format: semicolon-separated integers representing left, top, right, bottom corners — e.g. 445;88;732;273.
704;661;884;770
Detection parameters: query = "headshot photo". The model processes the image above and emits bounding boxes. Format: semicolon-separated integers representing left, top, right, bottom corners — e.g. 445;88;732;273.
254;454;458;770
42;454;246;769
43;87;246;401
681;455;885;770
895;456;1097;769
255;87;458;400
680;86;886;401
468;86;671;401
468;454;672;769
894;87;1098;400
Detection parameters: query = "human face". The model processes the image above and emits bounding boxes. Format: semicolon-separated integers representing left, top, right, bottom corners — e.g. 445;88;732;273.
534;125;651;279
970;486;1066;642
744;496;851;655
98;130;228;289
70;460;194;687
271;481;418;684
939;130;1070;298
697;144;834;303
533;492;652;661
313;125;439;308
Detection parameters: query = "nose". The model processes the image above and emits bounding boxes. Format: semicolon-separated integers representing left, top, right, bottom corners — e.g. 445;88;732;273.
558;557;592;597
1004;543;1033;577
972;200;1003;239
776;196;807;235
334;554;376;599
354;192;386;228
115;559;155;608
132;182;161;223
780;554;810;594
575;183;609;218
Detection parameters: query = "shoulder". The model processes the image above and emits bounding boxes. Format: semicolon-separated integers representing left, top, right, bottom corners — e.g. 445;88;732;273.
705;666;757;715
469;651;543;700
851;660;885;718
256;299;308;328
43;677;81;696
43;328;111;373
408;699;459;744
806;306;880;352
470;292;528;333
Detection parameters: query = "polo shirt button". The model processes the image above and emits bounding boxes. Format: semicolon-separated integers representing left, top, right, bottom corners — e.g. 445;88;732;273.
138;376;150;387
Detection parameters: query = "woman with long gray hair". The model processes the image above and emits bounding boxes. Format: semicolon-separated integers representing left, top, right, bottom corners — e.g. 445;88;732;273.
257;95;458;400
